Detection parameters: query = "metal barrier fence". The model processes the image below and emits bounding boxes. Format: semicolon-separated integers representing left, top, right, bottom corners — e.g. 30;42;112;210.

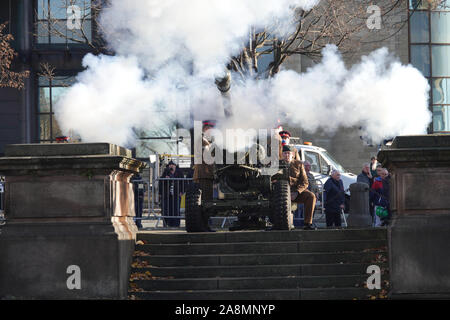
151;177;193;228
133;172;329;229
0;180;5;226
132;153;346;229
293;179;325;227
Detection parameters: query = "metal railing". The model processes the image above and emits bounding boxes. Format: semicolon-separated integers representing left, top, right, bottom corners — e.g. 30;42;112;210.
150;177;193;227
293;178;326;227
134;154;346;230
0;180;5;226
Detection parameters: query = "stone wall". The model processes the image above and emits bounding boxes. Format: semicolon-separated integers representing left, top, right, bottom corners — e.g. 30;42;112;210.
0;143;145;299
378;135;450;298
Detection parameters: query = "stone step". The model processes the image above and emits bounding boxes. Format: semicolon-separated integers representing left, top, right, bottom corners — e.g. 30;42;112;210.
135;239;387;255
129;287;384;300
133;251;387;267
129;274;389;291
131;262;388;279
137;228;387;244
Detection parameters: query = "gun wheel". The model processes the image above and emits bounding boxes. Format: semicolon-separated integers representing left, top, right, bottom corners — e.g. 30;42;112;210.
270;180;293;230
185;187;209;232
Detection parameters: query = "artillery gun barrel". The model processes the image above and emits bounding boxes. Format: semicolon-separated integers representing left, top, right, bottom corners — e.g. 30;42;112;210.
215;70;232;117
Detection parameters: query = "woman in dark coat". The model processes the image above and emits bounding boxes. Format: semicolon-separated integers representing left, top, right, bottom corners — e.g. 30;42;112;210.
323;170;346;228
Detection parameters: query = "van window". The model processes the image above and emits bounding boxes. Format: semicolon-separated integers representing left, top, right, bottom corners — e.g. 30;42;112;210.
304;151;320;172
319;155;329;175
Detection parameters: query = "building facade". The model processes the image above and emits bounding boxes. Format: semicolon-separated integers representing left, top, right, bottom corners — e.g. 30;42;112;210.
285;0;449;173
0;0;448;173
409;0;450;132
0;0;94;155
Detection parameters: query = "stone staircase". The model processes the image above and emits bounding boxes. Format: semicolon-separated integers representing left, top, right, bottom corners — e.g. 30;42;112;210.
128;228;389;300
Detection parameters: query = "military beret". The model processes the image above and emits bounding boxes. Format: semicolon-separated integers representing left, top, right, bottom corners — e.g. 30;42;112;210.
282;145;295;152
202;120;216;127
279;130;291;137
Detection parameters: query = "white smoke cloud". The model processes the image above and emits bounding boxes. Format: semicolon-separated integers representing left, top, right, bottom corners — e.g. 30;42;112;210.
98;0;318;76
55;0;431;149
227;45;431;143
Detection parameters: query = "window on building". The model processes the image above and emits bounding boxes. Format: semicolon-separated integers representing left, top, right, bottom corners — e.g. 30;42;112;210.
38;76;76;142
257;43;275;76
36;0;92;45
409;1;450;132
410;11;429;42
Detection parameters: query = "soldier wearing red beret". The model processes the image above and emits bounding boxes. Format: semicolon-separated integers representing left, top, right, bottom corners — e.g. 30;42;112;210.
279;130;300;161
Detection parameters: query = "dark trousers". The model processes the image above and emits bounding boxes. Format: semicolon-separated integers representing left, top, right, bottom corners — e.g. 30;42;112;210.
162;196;180;227
134;197;143;228
325;209;342;227
196;179;213;201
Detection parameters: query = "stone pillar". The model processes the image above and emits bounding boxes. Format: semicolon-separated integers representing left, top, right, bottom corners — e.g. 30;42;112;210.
378;135;450;298
347;182;372;227
0;143;146;299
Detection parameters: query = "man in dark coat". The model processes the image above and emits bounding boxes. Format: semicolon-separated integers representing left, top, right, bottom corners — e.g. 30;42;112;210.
357;163;373;187
131;173;144;229
281;145;316;230
160;161;184;227
357;163;374;221
323;170;346;228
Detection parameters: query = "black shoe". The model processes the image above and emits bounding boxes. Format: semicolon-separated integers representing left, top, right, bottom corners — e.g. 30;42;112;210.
303;224;317;230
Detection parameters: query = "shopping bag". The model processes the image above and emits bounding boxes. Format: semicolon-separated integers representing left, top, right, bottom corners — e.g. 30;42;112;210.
375;205;388;218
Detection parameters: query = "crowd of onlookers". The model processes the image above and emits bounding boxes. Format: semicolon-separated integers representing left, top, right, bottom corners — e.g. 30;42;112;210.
357;157;391;227
302;155;390;229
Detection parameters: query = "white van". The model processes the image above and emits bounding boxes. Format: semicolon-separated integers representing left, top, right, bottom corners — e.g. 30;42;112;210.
293;143;357;210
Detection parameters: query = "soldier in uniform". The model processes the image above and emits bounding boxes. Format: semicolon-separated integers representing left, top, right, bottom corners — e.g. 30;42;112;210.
279;130;301;161
192;120;216;201
282;145;317;230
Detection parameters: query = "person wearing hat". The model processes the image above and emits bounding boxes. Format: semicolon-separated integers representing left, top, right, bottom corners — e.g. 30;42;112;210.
55;136;70;143
131;172;144;229
160;160;184;227
192;120;216;201
279;130;300;161
280;145;316;230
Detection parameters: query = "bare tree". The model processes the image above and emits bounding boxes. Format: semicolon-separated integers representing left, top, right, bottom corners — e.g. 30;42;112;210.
35;0;107;53
228;0;448;79
0;22;29;89
38;61;56;81
133;114;187;156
